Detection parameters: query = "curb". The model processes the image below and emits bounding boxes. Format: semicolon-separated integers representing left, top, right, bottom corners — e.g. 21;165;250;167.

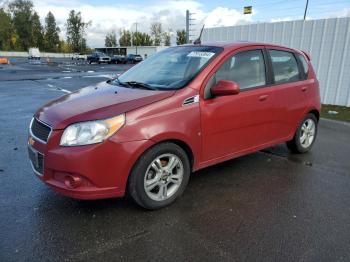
320;117;350;127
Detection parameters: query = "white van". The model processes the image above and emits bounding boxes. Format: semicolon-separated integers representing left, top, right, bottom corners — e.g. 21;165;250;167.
28;48;41;60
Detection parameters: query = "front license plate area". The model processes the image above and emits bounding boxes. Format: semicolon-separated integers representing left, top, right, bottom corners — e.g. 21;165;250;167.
28;146;44;176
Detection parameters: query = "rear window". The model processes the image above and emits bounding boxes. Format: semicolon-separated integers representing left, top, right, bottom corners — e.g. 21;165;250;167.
297;53;309;79
269;50;301;84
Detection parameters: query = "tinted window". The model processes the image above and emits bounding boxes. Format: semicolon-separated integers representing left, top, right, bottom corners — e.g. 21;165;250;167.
269;50;300;84
215;50;266;90
297;53;308;78
116;46;222;90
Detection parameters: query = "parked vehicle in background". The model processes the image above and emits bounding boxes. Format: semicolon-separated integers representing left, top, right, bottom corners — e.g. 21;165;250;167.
71;53;86;60
126;54;143;64
0;57;9;64
111;55;126;64
28;42;320;210
87;52;111;64
28;48;41;60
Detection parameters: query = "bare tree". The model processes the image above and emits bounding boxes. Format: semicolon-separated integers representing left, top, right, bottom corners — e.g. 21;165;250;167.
105;31;117;47
150;22;162;46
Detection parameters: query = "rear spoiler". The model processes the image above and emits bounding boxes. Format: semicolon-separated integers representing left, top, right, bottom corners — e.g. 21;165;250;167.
301;50;311;61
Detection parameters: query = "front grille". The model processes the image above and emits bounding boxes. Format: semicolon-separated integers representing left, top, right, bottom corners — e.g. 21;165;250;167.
31;118;51;143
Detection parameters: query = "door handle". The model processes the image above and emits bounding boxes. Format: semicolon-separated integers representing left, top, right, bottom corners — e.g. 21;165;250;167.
301;86;308;92
259;94;269;101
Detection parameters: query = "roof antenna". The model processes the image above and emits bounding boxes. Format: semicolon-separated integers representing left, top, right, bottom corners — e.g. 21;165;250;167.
194;24;205;45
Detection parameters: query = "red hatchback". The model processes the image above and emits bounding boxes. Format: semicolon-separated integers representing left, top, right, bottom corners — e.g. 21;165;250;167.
28;42;320;209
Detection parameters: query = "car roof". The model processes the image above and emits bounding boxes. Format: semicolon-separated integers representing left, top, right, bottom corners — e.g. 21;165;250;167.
183;41;300;53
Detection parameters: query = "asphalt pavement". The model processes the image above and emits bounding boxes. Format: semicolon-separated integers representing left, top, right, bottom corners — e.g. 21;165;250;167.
0;58;350;262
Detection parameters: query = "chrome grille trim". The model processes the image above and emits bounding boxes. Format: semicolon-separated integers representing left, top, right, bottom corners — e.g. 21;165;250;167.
29;118;52;144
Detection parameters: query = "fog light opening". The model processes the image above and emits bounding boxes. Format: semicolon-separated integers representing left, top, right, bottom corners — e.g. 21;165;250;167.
64;175;82;189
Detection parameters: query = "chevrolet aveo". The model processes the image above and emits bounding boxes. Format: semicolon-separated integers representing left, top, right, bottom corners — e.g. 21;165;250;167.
28;42;320;209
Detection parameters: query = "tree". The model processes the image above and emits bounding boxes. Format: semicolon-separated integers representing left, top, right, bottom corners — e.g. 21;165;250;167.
119;29;132;46
176;30;186;45
163;32;171;46
58;39;71;53
0;8;17;50
66;10;89;52
150;22;162;46
9;0;35;50
31;11;44;49
132;32;153;46
141;33;153;46
44;11;60;52
105;31;117;47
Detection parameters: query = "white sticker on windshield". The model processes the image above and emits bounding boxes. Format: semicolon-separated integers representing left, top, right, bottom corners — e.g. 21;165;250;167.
187;51;215;59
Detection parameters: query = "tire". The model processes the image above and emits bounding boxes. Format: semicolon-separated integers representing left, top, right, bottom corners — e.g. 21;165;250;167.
128;142;191;210
287;113;318;153
88;60;91;64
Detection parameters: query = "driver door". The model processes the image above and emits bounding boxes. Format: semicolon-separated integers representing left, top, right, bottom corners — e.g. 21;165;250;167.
200;48;274;162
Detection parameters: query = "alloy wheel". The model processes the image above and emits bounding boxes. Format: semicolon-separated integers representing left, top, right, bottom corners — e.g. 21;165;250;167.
143;153;184;201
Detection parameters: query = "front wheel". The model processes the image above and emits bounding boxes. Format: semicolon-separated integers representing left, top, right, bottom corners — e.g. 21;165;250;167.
128;143;190;210
287;113;318;153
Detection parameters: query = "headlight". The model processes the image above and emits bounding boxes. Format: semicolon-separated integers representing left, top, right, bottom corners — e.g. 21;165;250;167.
60;114;125;146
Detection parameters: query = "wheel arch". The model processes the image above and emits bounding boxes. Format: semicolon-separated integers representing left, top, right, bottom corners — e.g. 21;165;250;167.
308;109;320;122
125;138;195;197
162;139;195;170
142;139;195;171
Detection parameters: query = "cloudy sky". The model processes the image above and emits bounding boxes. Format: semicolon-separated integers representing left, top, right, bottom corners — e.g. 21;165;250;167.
28;0;350;47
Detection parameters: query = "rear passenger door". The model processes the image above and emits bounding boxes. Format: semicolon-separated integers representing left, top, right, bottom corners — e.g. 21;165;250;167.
265;48;309;141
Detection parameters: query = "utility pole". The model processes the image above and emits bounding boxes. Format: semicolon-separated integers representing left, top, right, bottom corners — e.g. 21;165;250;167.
185;10;196;44
303;0;309;20
186;10;189;44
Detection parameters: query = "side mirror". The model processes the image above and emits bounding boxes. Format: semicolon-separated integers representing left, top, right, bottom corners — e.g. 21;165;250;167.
211;80;240;96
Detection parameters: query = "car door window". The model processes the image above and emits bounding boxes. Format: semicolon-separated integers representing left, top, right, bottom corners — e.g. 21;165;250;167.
269;50;301;84
204;49;266;99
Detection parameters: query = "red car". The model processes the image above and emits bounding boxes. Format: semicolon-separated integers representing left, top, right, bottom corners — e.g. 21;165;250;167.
28;42;320;209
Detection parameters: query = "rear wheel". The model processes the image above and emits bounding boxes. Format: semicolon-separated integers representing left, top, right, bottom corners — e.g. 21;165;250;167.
128;143;190;210
287;113;318;153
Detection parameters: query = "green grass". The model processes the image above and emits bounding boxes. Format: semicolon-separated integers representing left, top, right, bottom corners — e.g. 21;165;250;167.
321;104;350;122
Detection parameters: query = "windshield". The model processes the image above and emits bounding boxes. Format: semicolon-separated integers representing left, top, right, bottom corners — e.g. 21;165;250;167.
115;46;222;90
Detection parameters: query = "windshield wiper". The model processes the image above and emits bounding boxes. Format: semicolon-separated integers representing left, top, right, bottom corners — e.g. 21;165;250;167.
124;81;156;90
113;77;129;87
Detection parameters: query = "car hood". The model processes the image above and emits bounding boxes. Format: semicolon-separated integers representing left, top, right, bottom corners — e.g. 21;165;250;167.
35;81;175;130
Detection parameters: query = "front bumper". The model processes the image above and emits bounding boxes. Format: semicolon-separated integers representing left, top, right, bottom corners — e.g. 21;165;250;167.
28;129;153;200
99;58;111;62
